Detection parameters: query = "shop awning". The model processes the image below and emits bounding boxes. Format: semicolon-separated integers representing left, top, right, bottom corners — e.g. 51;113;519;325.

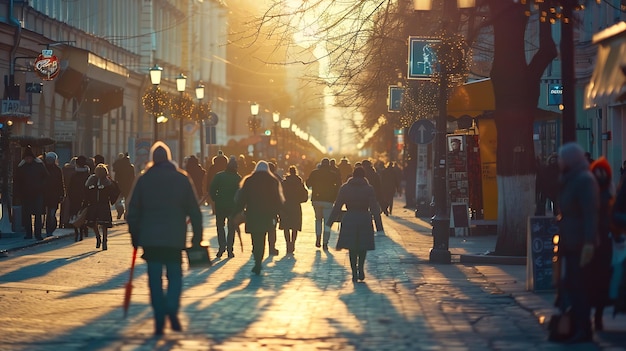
584;22;626;109
448;78;561;122
55;47;128;115
448;78;495;118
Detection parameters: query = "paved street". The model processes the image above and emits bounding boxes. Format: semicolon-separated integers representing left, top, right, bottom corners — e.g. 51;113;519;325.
0;199;625;351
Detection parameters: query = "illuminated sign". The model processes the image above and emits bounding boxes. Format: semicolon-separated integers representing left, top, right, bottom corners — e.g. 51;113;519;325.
34;50;60;81
388;86;404;112
547;84;563;106
408;37;440;80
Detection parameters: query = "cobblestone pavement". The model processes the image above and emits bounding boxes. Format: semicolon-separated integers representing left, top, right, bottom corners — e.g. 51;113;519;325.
0;199;624;351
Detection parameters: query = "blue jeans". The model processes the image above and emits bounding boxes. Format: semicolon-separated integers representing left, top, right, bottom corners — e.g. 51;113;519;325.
146;260;183;331
312;201;333;244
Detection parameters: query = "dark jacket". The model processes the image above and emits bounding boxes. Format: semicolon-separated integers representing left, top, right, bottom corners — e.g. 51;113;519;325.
557;151;599;253
363;164;382;205
127;162;203;249
380;165;401;201
67;166;90;215
209;168;241;217
186;156;206;198
14;158;48;201
236;171;283;234
112;156;135;198
43;163;64;207
328;176;382;251
306;165;340;202
279;174;308;231
84;174;119;228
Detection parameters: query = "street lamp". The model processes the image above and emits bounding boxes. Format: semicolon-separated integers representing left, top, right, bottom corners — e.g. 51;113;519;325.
280;117;290;160
413;0;473;264
196;82;205;162
176;73;187;165
271;112;280;157
249;102;260;159
150;64;163;143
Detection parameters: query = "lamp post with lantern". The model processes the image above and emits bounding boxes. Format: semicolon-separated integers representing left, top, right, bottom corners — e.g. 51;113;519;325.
249;102;260;159
175;73;187;165
412;0;474;263
272;111;280;159
142;64;170;144
195;82;206;162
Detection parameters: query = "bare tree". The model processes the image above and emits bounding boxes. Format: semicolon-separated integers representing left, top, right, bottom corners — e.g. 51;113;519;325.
240;0;568;255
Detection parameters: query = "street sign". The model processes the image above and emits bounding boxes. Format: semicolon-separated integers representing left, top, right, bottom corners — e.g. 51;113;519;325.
388;86;404;112
26;82;43;94
408;37;440;80
408;119;435;144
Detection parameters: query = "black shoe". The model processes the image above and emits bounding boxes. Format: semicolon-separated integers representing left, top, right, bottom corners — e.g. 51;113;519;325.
252;264;261;275
315;238;321;248
154;328;164;336
323;243;328;251
216;249;225;258
169;315;182;332
96;236;101;249
227;251;235;258
35;236;44;241
358;268;365;281
102;242;108;251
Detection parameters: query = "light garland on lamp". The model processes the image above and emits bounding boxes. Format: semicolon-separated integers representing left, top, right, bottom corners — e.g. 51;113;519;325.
170;92;195;120
193;101;212;122
431;31;471;87
399;83;438;128
141;86;170;115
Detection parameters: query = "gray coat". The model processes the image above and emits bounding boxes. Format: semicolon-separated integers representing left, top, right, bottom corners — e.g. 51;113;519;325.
557;147;599;253
328;177;383;251
127;162;203;249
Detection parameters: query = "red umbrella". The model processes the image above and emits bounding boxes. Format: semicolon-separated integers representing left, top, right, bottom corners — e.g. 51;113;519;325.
123;247;138;318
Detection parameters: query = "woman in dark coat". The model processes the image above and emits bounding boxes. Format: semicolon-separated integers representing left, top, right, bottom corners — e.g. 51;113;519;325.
589;157;614;331
328;167;383;282
379;162;401;216
279;166;308;254
235;160;284;275
556;142;599;343
84;164;120;250
68;156;90;241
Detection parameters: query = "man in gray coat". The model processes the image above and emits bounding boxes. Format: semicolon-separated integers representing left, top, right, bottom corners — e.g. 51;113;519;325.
127;141;203;336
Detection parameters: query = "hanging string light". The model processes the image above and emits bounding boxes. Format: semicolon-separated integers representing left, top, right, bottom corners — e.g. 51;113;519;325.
192;101;212;122
520;0;587;23
431;30;471;88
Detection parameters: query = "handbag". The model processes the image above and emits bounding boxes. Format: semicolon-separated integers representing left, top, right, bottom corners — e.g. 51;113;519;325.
69;207;88;228
185;245;212;267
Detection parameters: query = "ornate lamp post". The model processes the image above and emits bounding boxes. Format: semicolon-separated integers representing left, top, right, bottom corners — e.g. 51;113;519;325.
147;64;164;143
280;117;290;160
195;82;206;162
272;111;280;158
413;0;473;264
176;73;187;165
249;102;260;159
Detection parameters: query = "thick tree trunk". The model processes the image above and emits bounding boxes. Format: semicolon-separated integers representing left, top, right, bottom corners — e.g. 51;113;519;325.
486;1;557;255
